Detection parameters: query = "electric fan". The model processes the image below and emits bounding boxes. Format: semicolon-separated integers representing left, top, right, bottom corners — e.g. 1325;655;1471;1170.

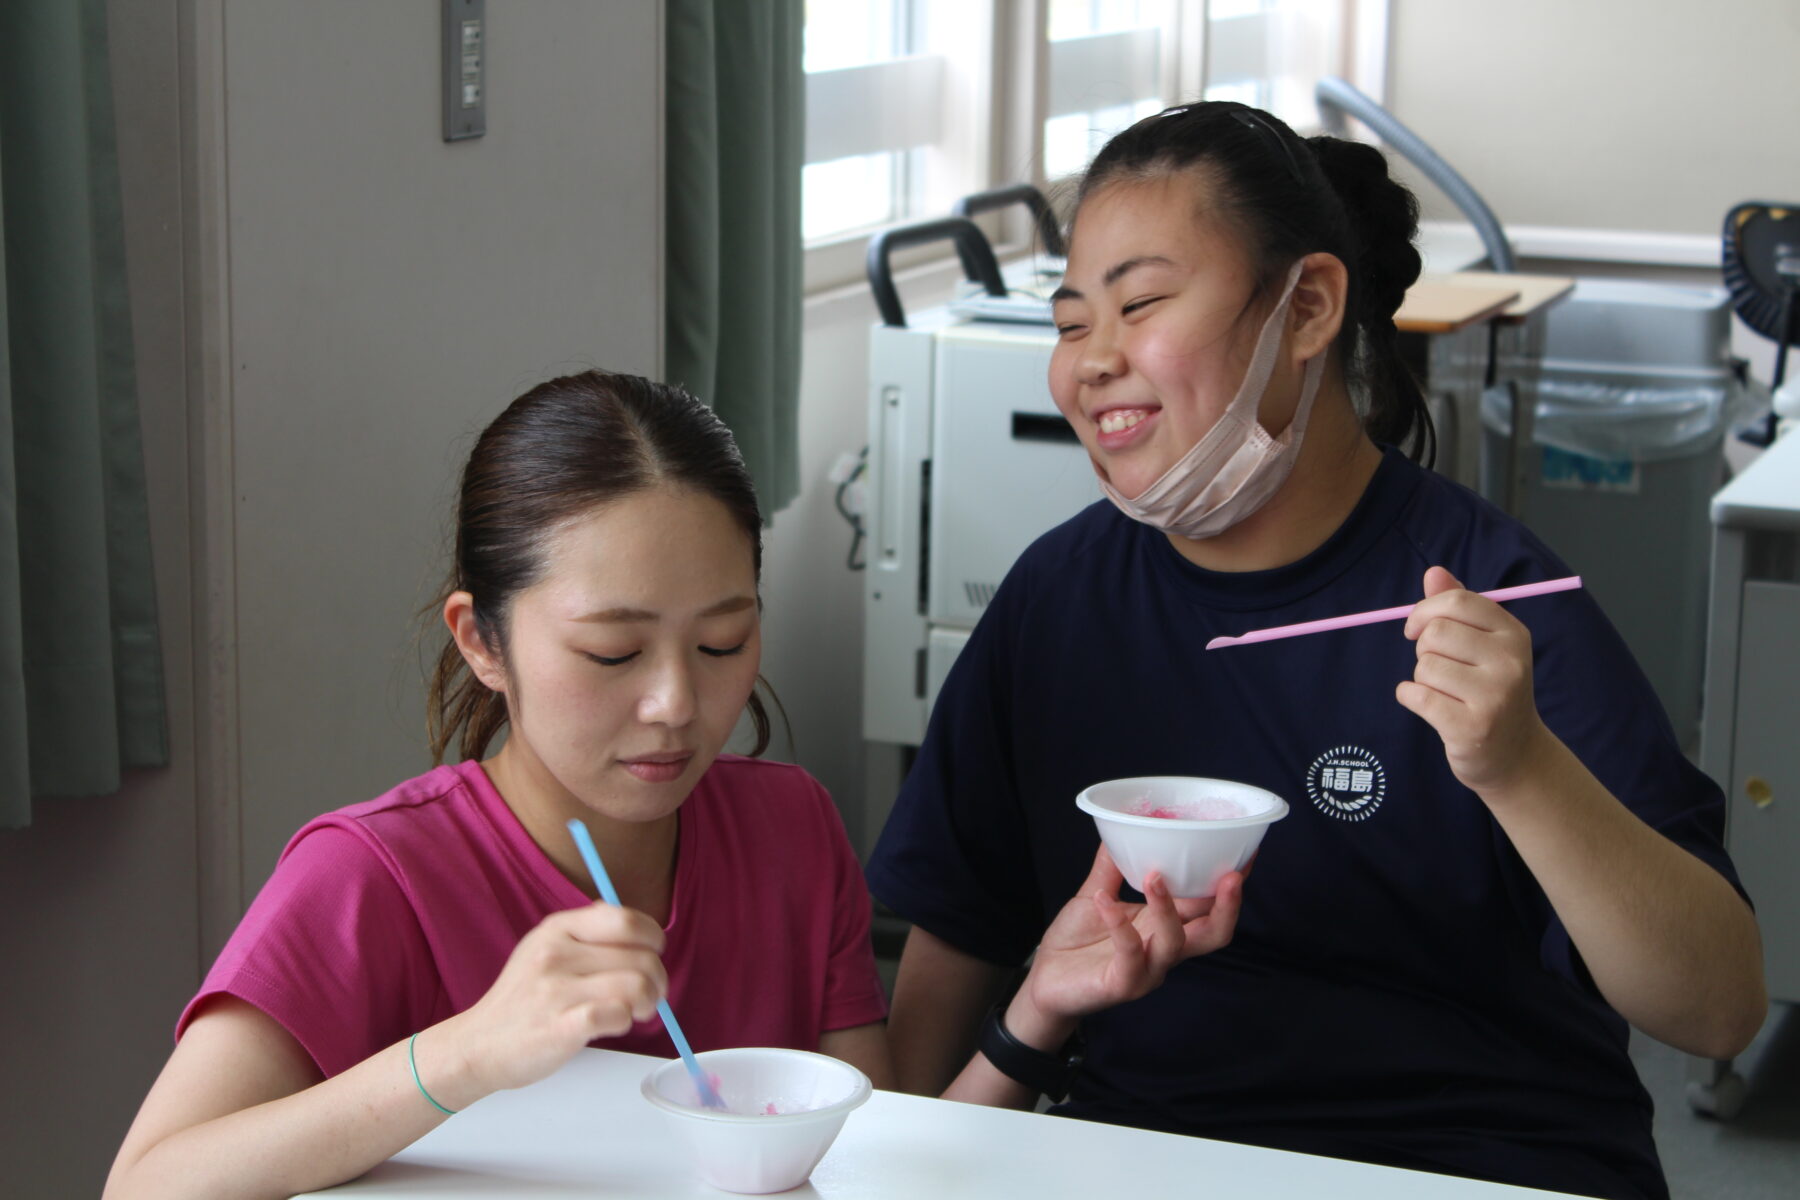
1722;201;1800;444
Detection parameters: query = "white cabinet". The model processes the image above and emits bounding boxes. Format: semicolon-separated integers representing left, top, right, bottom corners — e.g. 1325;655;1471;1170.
1689;433;1800;1116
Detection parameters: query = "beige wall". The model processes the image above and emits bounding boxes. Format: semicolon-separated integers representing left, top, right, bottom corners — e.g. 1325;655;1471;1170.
1387;0;1800;235
0;2;664;1194
221;0;663;898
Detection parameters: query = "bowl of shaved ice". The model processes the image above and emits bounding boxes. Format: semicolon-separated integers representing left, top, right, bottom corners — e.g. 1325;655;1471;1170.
641;1046;870;1193
1076;776;1288;899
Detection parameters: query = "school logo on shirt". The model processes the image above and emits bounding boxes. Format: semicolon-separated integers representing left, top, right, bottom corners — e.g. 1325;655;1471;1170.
1306;745;1387;822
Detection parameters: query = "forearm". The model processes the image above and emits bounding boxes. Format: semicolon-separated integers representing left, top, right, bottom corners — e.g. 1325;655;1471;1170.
887;926;1011;1097
1485;732;1766;1058
820;1022;897;1092
109;1031;472;1200
940;989;1074;1110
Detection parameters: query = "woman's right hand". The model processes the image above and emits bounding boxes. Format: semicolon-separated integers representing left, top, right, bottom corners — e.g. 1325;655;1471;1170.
436;901;670;1099
1017;846;1245;1035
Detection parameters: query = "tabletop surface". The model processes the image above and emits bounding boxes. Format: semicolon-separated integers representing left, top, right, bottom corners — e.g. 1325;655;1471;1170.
1712;430;1800;530
1427;271;1576;322
301;1049;1579;1199
1394;279;1521;334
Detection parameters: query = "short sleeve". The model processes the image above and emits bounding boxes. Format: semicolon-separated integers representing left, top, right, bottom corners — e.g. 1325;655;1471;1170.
814;779;891;1033
866;564;1048;966
176;823;443;1077
1526;590;1749;988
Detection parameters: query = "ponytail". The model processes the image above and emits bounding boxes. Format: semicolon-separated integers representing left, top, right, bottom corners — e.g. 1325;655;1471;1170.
1307;136;1434;466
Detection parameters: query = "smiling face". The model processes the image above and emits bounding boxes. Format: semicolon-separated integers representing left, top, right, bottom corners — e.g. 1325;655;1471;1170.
482;484;762;828
1049;174;1283;502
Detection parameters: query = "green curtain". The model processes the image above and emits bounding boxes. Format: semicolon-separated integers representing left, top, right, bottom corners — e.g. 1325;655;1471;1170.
0;0;166;828
665;0;805;518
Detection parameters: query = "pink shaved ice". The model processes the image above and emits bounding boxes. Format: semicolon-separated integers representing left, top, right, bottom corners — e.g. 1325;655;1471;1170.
1126;795;1248;821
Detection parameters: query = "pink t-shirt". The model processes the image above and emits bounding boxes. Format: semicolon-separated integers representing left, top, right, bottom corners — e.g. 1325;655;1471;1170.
178;756;888;1078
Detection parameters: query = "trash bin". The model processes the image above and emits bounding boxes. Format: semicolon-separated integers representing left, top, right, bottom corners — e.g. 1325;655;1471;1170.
1479;280;1749;751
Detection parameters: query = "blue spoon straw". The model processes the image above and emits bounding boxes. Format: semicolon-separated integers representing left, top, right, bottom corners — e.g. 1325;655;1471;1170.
566;819;727;1110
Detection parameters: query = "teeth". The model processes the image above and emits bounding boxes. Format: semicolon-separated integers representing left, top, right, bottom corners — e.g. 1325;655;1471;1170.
1099;411;1148;434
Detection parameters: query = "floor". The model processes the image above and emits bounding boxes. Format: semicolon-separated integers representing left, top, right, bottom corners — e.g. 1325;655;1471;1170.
1633;1005;1800;1200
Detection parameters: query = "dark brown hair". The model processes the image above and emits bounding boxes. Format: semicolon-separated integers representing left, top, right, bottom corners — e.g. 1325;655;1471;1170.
1077;100;1435;465
427;369;777;763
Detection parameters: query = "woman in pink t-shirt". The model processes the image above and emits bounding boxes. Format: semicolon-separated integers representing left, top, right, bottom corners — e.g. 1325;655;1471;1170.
106;371;893;1199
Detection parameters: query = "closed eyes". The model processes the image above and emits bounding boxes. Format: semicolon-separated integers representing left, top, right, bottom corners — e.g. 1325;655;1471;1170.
585;642;748;667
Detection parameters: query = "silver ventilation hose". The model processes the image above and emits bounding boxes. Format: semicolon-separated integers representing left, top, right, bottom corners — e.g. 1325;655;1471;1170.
1315;76;1516;273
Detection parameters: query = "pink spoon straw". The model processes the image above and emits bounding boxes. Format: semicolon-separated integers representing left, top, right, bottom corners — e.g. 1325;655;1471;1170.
1204;575;1583;650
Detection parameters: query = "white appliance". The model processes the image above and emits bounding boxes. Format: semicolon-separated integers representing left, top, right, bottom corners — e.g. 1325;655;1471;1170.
861;214;1097;747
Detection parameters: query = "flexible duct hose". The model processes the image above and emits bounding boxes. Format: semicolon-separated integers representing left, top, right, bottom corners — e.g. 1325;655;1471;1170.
1315;76;1516;272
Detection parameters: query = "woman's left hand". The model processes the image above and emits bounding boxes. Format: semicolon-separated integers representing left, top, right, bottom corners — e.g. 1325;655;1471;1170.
1396;566;1553;794
1020;845;1244;1026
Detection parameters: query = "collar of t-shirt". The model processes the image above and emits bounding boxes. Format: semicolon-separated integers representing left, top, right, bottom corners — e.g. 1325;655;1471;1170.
453;758;691;935
1142;444;1423;613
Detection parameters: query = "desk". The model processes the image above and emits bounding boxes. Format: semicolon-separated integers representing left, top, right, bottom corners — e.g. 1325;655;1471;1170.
1691;432;1800;1116
1396;272;1575;507
303;1049;1579;1198
1394;279;1520;334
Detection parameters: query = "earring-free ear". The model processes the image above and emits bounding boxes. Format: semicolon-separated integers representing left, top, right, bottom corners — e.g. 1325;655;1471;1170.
1291;253;1349;359
443;590;508;694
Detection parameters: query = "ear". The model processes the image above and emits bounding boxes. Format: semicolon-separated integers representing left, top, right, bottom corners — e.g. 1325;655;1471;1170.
443;591;508;694
1289;251;1349;361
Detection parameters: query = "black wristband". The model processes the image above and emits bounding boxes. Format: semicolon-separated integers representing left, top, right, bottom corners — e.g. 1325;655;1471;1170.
977;1001;1081;1102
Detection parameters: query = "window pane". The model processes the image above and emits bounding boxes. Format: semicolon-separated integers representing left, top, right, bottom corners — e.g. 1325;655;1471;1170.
1203;80;1262;105
1044;96;1163;181
1048;0;1160;40
803;153;898;241
804;0;925;241
1045;1;1168;181
804;0;903;72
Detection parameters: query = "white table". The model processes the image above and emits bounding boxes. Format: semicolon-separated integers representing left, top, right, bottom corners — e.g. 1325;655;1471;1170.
303;1049;1578;1198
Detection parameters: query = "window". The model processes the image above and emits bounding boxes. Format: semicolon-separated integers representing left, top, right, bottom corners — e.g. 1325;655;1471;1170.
801;0;920;240
801;0;986;247
1044;1;1175;182
1200;0;1379;134
802;0;1385;288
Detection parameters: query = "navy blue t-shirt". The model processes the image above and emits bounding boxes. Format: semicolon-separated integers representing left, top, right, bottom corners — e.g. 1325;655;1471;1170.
868;448;1744;1200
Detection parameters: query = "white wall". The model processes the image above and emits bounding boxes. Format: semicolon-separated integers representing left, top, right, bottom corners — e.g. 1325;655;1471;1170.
0;3;664;1194
1387;0;1800;235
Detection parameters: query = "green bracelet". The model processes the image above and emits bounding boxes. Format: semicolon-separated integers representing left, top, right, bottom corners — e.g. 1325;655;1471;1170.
408;1031;458;1116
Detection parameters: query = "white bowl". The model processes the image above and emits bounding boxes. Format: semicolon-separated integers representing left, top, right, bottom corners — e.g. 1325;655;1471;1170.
1075;776;1288;899
641;1047;871;1194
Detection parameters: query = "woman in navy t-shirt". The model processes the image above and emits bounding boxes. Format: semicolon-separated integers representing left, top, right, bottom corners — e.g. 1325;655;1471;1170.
867;102;1765;1200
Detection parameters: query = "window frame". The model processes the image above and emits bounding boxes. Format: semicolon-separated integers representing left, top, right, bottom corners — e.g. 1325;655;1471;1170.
801;0;1387;296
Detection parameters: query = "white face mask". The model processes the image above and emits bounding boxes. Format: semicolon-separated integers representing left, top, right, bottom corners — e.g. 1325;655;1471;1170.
1096;260;1324;540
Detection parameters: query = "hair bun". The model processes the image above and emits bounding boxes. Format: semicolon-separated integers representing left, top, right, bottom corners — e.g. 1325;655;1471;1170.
1305;136;1421;322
